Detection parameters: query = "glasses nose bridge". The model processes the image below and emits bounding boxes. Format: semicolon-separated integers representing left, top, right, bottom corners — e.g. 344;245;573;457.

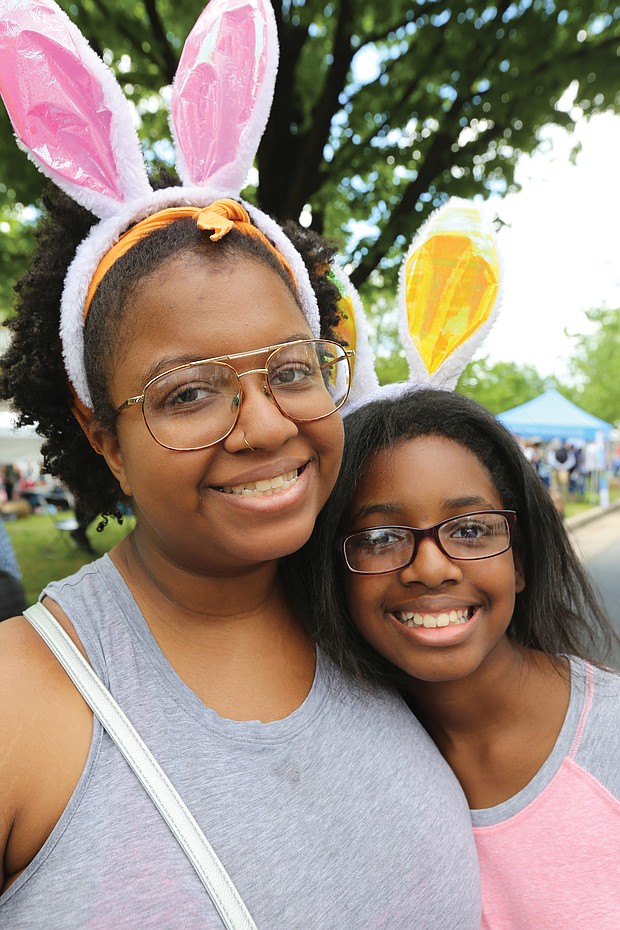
236;366;271;399
406;524;451;568
237;365;268;379
397;525;463;588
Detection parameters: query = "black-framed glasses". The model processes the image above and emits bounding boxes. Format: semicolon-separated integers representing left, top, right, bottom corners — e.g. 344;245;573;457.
115;339;354;451
343;510;517;575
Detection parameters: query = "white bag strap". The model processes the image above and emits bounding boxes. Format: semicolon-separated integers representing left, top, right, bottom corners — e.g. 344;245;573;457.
23;603;258;930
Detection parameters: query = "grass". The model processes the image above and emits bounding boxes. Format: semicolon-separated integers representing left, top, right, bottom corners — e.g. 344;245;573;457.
4;512;133;604
564;477;620;520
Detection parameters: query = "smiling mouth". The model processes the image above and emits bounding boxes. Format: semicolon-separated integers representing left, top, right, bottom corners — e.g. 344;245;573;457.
394;607;476;629
215;467;301;496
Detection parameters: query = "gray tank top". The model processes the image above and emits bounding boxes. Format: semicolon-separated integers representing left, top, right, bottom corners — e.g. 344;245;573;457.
1;555;480;929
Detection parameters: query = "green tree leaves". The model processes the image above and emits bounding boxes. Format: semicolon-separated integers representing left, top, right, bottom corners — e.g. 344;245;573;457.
457;357;556;413
1;0;618;283
566;308;620;425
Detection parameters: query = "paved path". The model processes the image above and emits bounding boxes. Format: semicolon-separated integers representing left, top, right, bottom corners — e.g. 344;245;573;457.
568;504;620;668
568;503;620;566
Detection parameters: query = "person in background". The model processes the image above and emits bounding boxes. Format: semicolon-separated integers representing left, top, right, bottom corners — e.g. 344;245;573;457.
0;521;26;621
546;439;576;511
2;464;19;502
568;443;586;499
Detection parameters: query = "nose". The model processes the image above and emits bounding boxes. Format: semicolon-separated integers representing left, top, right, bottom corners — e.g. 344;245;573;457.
398;537;463;589
222;370;298;453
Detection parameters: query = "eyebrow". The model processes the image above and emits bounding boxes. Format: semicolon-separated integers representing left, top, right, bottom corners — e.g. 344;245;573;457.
350;496;496;523
138;333;313;386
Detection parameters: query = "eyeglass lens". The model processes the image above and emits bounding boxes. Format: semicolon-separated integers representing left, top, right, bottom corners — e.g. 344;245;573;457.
143;340;350;450
344;512;512;574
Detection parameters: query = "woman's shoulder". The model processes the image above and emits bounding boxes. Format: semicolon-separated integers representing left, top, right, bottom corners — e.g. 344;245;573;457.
0;604;94;891
43;552;114;601
0;601;95;770
0;604;89;723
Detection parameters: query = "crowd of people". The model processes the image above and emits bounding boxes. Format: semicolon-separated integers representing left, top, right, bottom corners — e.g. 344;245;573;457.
520;437;603;511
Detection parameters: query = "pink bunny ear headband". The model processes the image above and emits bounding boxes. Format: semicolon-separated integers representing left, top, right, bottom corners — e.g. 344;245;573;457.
334;197;503;416
0;0;321;410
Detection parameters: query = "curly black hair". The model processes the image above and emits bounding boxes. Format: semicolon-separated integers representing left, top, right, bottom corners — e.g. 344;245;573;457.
283;388;619;681
0;179;342;524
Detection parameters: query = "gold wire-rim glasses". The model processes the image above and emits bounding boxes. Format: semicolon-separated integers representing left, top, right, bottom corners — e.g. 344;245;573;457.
115;338;355;451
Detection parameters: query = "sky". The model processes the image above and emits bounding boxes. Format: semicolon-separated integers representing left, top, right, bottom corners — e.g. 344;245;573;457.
478;109;620;377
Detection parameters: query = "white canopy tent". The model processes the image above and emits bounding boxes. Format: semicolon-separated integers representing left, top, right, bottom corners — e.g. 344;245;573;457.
0;411;43;466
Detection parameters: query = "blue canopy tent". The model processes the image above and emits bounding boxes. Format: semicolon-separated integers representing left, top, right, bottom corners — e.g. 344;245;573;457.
497;389;613;443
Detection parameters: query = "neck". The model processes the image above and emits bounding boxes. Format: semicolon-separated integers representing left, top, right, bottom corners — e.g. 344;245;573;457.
404;644;570;808
109;530;316;722
119;528;286;618
406;641;534;740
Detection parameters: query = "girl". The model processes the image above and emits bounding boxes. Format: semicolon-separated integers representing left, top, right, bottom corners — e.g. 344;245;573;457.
301;387;620;929
0;1;480;926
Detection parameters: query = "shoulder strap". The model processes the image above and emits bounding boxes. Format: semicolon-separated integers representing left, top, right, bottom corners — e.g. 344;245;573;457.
23;603;258;930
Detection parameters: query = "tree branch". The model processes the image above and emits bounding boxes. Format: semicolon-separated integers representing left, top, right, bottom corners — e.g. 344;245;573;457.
364;0;454;45
84;0;165;77
142;0;179;84
281;0;357;216
349;10;510;286
327;24;447;177
257;5;308;213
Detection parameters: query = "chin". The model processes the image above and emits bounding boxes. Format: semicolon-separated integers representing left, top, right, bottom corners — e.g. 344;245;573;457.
264;528;316;562
404;657;485;685
236;521;317;565
410;669;472;684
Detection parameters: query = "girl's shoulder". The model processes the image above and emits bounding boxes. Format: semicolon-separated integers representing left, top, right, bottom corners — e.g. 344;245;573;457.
568;656;620;799
570;655;620;714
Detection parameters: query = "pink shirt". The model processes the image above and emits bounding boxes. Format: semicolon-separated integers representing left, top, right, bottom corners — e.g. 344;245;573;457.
473;659;620;929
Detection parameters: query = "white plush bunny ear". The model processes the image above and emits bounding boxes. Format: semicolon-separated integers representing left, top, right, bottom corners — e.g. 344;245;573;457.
398;198;502;390
171;0;278;195
0;0;322;410
328;262;380;409
0;0;151;219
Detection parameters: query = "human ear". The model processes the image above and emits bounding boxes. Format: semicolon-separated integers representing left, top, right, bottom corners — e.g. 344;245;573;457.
72;405;132;497
91;427;132;498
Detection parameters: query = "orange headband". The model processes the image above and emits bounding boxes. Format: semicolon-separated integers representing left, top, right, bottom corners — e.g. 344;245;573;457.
83;198;296;318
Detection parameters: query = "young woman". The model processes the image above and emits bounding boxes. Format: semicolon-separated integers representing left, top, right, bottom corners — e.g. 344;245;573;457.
298;387;620;929
0;187;482;927
0;3;481;923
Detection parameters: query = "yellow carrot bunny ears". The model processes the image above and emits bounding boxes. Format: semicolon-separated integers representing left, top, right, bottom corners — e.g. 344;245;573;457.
399;197;501;390
341;197;502;414
0;0;321;409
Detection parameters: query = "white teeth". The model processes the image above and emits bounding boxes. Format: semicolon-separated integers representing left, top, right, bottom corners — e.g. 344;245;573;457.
220;469;298;496
396;607;473;629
